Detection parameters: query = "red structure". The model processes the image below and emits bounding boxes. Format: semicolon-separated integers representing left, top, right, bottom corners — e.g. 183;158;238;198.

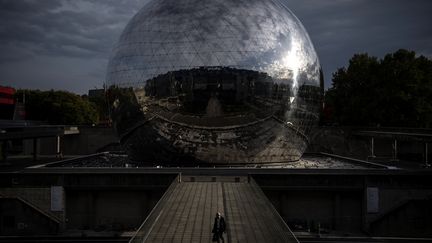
0;86;16;119
0;86;15;105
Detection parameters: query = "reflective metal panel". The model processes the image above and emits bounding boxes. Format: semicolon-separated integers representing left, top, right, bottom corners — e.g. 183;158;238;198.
106;0;323;165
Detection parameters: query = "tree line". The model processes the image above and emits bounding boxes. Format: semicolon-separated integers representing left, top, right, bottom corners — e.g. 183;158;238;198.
325;49;432;128
14;89;102;125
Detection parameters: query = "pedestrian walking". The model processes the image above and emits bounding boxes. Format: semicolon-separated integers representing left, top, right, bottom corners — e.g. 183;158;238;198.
212;212;226;242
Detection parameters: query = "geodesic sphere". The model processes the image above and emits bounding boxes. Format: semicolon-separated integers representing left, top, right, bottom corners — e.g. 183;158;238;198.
106;0;323;165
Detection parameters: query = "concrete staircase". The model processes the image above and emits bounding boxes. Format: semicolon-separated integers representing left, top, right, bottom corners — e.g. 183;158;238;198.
130;176;298;243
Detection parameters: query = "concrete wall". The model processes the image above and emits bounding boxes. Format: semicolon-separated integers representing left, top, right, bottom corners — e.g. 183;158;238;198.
0;198;59;235
0;187;63;235
0;187;63;221
40;126;118;155
254;171;432;237
265;190;363;234
17;126;119;156
66;189;163;231
61;126;119;155
370;199;432;237
0;172;176;235
1;171;430;237
0;187;163;235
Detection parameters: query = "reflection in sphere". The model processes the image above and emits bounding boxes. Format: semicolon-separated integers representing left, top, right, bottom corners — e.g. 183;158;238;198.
106;0;323;165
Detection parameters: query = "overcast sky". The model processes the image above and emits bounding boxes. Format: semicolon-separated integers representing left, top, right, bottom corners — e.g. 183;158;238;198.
0;0;431;94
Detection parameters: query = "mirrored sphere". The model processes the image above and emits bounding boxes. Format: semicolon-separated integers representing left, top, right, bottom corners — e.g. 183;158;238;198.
106;0;323;165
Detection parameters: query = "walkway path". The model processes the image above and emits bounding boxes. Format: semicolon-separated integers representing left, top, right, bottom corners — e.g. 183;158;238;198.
130;176;298;243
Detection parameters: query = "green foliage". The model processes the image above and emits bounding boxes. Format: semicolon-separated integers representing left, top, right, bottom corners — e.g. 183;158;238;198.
88;93;109;122
106;85;144;134
15;89;99;125
325;49;432;128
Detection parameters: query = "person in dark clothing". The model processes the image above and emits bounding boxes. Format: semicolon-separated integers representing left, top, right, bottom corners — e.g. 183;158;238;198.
212;212;226;242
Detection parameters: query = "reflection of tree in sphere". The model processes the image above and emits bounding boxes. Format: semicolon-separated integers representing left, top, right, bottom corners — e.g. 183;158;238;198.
106;0;323;165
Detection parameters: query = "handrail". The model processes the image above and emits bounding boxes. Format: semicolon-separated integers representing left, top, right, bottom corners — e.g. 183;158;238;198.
249;177;300;243
129;174;180;243
0;194;61;224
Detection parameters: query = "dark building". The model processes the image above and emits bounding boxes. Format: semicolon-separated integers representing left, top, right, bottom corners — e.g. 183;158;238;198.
88;89;105;99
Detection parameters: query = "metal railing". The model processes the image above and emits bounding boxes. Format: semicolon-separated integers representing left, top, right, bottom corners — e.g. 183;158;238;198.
249;177;300;243
129;174;181;243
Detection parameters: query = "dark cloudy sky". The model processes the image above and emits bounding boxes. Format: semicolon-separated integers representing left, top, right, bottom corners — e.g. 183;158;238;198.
1;0;431;94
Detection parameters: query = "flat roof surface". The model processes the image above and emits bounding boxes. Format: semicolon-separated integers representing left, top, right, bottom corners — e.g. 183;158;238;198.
37;153;384;169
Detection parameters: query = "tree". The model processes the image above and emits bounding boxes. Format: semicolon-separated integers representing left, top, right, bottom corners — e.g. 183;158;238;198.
15;89;99;125
325;49;432;128
87;92;110;124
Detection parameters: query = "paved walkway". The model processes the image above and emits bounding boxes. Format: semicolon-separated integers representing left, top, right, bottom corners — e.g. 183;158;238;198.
131;177;298;243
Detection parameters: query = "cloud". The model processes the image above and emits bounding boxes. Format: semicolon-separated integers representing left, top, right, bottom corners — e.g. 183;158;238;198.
0;0;431;93
286;0;432;86
0;0;146;93
0;0;144;61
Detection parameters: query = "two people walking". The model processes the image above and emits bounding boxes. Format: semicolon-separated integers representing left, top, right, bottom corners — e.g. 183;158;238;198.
212;212;226;242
